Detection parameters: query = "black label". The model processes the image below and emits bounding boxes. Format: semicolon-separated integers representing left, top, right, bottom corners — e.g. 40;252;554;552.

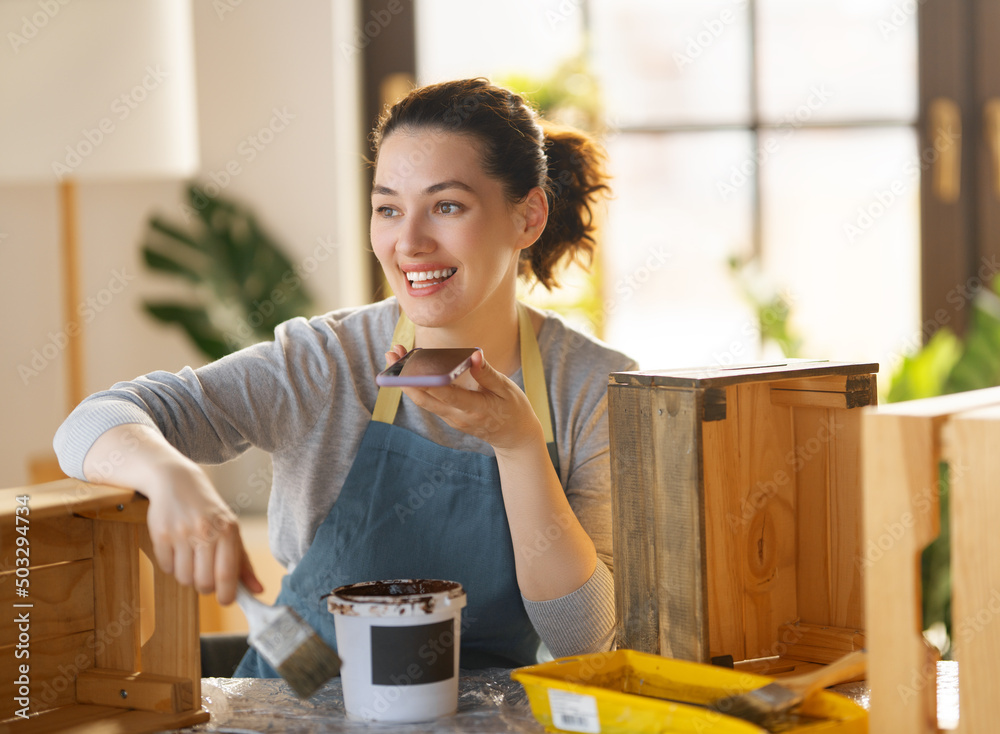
370;619;455;686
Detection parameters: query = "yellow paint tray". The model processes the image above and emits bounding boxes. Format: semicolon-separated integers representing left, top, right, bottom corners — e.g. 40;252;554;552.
511;649;867;734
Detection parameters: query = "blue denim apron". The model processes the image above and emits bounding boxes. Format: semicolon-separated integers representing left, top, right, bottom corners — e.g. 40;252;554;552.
235;303;558;675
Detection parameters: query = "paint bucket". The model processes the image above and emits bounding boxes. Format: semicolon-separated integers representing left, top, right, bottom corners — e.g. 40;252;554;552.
327;579;467;723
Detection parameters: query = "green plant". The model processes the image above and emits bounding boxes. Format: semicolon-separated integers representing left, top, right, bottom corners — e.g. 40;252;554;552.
141;185;315;361
727;255;803;358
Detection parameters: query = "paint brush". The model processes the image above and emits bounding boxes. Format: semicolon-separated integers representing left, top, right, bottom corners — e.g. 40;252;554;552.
236;583;341;698
708;650;867;729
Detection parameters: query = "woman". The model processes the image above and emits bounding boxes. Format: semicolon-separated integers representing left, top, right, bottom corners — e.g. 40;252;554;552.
54;78;638;671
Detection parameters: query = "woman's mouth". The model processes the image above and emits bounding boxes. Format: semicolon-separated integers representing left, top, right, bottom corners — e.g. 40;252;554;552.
406;268;457;289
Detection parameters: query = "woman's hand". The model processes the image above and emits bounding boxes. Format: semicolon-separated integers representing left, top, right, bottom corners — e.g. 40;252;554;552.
383;347;543;452
144;458;262;605
84;424;262;605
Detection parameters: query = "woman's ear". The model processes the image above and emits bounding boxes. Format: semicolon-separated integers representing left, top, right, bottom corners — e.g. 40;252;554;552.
515;186;549;251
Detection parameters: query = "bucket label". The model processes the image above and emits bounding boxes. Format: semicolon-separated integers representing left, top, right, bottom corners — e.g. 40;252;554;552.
370;619;455;685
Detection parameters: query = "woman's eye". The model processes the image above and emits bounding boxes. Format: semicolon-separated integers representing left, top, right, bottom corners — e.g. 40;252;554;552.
375;205;398;218
438;202;461;215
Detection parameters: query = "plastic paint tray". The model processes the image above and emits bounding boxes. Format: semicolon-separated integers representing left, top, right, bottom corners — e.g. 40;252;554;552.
511;649;868;734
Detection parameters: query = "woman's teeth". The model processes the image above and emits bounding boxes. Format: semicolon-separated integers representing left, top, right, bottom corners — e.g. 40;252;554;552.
407;268;457;289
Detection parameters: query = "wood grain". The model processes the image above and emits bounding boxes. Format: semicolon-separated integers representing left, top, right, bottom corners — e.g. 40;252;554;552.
76;669;194;714
738;383;797;660
943;404;1000;734
0;560;95;647
92;522;141;672
703;384;745;661
138;525;202;709
0;515;93;568
0;630;95;714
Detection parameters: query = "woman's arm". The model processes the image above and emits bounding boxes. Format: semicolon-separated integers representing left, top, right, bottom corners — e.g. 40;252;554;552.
83;423;262;605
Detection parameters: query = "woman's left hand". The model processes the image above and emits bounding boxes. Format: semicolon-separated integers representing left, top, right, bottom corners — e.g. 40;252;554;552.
383;347;542;452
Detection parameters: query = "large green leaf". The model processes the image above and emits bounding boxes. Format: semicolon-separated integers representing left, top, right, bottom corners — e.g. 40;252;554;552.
141;245;204;283
141;186;317;361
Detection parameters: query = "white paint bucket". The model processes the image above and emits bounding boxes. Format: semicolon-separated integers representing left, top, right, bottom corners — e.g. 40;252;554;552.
327;579;467;723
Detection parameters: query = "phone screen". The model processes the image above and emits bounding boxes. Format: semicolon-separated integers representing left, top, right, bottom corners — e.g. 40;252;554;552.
376;348;479;387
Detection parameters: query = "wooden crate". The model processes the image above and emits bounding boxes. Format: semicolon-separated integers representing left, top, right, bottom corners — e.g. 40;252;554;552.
608;360;877;673
863;386;1000;734
1;479;209;732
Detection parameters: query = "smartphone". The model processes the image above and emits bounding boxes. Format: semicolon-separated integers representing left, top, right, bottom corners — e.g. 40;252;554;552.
376;347;480;387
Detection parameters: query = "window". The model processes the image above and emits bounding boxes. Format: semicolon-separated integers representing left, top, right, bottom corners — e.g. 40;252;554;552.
412;0;919;376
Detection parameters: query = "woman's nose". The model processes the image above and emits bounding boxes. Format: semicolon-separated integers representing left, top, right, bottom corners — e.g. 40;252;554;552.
396;213;435;256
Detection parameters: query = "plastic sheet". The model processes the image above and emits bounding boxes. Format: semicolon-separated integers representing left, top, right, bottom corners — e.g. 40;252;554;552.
182;668;544;733
175;661;961;733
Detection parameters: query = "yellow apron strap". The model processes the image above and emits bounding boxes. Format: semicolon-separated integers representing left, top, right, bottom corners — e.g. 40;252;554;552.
371;309;415;424
372;302;553;447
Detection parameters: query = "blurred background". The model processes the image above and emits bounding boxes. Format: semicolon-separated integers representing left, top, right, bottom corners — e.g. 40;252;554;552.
1;0;995;639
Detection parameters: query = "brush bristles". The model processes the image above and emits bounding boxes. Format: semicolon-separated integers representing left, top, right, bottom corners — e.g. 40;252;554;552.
709;682;800;726
275;634;342;698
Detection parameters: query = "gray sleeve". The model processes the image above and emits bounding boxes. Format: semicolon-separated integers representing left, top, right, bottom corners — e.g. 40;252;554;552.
522;560;616;658
53;316;336;480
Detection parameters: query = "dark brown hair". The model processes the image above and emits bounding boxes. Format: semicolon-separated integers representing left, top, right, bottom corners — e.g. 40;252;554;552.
370;78;610;290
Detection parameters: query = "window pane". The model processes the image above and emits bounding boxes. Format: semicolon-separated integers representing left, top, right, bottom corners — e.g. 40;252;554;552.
415;0;584;83
602;132;756;369
757;0;918;123
759;127;920;375
591;0;751;127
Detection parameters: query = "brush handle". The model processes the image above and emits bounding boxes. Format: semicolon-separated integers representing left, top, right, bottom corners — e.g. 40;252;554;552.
783;650;867;697
236;582;278;634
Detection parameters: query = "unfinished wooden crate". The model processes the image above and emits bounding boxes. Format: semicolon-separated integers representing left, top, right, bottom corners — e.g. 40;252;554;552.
863;386;1000;734
1;479;209;732
608;360;877;672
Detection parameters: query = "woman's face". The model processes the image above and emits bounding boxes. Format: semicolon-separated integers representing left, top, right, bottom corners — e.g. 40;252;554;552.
371;128;542;329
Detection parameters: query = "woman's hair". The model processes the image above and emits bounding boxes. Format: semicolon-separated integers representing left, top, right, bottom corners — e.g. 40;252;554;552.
370;78;610;290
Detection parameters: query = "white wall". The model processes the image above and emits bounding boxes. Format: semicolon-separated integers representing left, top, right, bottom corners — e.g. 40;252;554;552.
0;0;365;511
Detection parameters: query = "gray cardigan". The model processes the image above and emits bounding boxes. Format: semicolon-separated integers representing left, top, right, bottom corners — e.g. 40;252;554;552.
54;297;637;659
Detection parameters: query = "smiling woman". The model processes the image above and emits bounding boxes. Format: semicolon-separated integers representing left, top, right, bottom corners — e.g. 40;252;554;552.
53;78;638;677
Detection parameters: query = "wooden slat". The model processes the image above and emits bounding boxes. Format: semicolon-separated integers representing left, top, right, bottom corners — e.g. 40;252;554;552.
703;385;745;661
138;526;202;708
944;404;1000;734
738;383;797;660
92;522;141;672
76;499;149;525
0;481;136;523
828;407;865;629
648;387;708;661
777;621;865;650
793;407;832;624
770;388;873;410
771;373;876;394
608;384;709;661
611;361;879;389
1;703;209;734
0;560;95;646
0;630;95;714
863;409;940;734
0;515;92;569
76;669;193;714
609;383;662;655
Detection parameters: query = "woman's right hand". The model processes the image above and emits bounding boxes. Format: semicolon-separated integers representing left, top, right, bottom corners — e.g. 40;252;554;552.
83;424;262;605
